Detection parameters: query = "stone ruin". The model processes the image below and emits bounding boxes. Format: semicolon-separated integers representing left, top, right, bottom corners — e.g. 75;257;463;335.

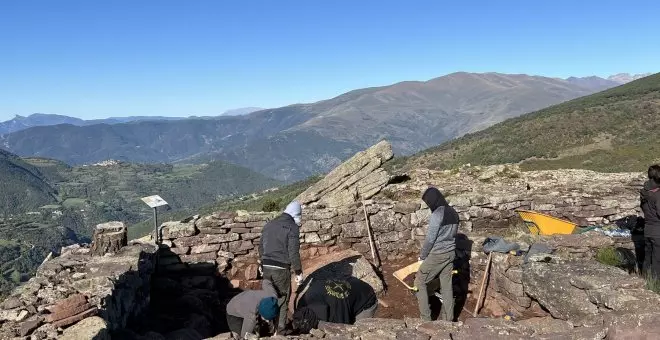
1;140;659;339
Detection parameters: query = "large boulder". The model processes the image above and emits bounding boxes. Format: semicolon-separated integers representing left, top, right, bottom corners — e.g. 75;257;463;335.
605;311;660;339
296;140;393;207
59;316;110;340
522;257;650;326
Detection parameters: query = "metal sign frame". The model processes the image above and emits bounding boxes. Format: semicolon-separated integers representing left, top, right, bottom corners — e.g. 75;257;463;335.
140;195;169;245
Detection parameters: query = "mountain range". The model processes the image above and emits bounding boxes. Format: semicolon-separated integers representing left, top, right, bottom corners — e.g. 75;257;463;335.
0;72;649;181
0;107;264;135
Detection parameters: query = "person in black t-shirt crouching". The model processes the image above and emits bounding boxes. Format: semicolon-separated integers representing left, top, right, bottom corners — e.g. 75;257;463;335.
291;276;377;334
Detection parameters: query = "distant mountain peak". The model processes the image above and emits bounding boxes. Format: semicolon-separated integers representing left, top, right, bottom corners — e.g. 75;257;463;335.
219;107;264;116
607;73;652;84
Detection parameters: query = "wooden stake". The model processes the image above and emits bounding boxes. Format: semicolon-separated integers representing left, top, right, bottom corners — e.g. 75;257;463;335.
362;201;381;268
474;252;493;317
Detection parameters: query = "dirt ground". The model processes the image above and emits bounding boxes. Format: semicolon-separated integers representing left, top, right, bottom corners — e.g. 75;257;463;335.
375;256;477;322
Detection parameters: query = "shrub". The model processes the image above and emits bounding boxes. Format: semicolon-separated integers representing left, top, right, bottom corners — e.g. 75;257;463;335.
262;198;282;212
595;246;623;267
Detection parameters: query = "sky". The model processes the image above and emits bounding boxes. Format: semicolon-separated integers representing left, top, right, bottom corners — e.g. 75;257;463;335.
0;0;658;121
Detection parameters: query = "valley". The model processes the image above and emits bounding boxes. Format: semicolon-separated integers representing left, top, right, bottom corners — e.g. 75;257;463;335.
0;155;280;297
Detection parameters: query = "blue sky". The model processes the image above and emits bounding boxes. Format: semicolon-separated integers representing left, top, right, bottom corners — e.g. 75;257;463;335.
0;0;658;120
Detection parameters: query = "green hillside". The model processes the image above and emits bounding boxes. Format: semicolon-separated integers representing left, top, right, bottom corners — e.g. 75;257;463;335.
128;175;320;239
23;158;281;223
0;150;58;216
399;72;660;172
0;156;280;297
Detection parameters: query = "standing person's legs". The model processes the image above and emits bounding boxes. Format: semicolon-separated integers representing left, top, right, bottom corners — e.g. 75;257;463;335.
263;267;291;330
645;238;655;277
632;233;645;274
650;237;660;280
437;252;456;321
415;253;451;321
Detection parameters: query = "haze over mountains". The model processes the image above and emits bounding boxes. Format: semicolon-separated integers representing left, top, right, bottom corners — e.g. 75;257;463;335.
0;107;264;135
0;72;649;181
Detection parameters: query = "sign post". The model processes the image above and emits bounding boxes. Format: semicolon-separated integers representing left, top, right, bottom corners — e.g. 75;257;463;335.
140;195;169;245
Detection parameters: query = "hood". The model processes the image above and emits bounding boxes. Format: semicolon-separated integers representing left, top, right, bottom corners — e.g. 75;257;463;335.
422;187;448;212
284;200;302;225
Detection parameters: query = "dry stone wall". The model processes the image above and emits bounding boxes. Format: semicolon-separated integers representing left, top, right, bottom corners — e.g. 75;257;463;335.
159;164;645;286
392;165;645;232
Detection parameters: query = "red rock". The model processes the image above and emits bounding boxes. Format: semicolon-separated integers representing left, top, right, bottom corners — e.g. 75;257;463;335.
245;280;262;290
51;307;98;328
48;294;86;315
46;303;93;323
244;264;259;280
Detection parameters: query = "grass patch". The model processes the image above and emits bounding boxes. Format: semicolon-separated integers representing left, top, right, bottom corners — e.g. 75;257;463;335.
646;274;660;294
62;198;87;208
595;246;624;267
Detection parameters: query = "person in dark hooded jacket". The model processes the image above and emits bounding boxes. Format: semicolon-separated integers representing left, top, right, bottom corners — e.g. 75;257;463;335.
259;200;303;332
415;187;459;321
641;164;660;278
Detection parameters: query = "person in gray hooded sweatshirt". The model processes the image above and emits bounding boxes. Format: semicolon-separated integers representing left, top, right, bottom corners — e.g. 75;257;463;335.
259;200;303;332
226;279;279;339
415;187;459;321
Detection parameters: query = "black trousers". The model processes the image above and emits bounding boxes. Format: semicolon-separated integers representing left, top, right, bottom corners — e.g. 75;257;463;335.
226;314;244;338
262;267;291;330
644;237;660;279
632;233;645;273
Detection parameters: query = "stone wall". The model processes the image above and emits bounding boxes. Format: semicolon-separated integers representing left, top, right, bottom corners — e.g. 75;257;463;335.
157;204;423;286
0;239;157;339
385;165;644;233
158;164;645;286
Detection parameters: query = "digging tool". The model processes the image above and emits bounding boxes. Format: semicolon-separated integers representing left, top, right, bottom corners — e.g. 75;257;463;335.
362;201;381;268
473;252;493;317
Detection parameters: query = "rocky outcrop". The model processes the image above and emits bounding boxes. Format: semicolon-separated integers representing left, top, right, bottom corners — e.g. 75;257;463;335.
0;235;157;339
296;140;394;207
522;255;660;326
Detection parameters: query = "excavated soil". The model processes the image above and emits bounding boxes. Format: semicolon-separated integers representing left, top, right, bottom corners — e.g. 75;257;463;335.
375;256;476;322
